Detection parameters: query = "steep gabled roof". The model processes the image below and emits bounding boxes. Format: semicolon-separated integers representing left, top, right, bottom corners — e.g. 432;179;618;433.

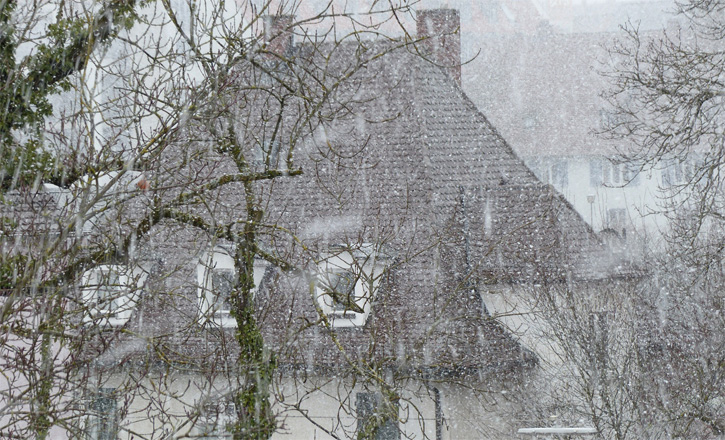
242;42;607;374
261;41;603;269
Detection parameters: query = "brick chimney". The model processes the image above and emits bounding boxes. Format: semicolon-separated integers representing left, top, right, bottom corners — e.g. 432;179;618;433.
264;15;294;56
416;9;461;86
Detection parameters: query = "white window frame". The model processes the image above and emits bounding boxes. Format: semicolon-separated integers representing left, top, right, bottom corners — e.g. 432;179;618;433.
197;248;267;328
81;265;145;327
316;245;385;328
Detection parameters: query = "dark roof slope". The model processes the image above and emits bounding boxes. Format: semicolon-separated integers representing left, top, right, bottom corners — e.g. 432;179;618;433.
246;43;605;374
0;188;64;237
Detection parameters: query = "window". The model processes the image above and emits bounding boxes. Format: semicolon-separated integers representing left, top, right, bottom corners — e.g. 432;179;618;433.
193;400;235;440
197;248;268;327
551;159;568;188
662;160;686;187
528;158;568;189
590;158;603;187
210;268;235;315
356;392;399;440
319;268;364;317
622;163;641;186
316;245;386;328
87;388;117;440
599;108;626;130
590;157;640;187
198;249;236;327
81;265;145;326
607;208;628;231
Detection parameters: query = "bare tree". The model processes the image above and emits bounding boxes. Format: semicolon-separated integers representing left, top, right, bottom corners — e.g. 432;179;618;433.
603;0;725;241
604;1;725;434
2;1;454;439
518;250;724;439
524;6;725;437
4;2;585;439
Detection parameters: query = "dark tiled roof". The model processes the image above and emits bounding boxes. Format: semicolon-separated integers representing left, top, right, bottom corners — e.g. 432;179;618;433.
247;44;611;373
108;43;607;375
0;189;64;237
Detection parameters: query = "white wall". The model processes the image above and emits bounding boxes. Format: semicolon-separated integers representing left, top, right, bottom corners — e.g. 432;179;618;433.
84;371;527;439
525;154;672;239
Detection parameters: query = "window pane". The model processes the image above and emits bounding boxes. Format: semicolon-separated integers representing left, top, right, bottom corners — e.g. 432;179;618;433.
610;163;622;185
326;270;357;311
329;270;355;295
89;388;117;440
623;163;640;186
590;158;603;187
551;159;568;188
211;269;235;312
97;270;121;313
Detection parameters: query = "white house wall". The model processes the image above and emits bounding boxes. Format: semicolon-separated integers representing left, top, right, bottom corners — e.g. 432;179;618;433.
42;0;246;157
525;155;669;238
483;280;649;435
86;371;529;439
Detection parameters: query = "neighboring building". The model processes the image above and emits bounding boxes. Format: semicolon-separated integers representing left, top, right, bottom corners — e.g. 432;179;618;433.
460;0;680;238
2;8;629;440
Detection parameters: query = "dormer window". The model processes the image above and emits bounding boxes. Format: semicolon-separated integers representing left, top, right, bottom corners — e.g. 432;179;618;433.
81;265;145;326
316;245;386;328
320;268;365;319
197;248;267;328
210;268;235;315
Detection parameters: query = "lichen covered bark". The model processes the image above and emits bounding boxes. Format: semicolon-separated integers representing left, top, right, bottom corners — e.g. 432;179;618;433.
229;200;276;439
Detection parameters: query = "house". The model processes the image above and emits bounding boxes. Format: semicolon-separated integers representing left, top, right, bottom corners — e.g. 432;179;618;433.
1;7;623;440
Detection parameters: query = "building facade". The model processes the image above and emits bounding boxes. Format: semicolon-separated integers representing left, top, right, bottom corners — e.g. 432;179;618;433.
461;0;683;239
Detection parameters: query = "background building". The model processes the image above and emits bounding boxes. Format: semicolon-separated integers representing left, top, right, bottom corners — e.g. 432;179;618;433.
454;0;679;237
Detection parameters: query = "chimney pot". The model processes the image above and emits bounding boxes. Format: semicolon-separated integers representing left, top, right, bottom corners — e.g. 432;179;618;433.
417;9;461;86
264;15;294;57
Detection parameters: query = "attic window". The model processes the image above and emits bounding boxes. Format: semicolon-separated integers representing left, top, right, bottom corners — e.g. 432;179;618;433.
197;248;267;328
327;270;357;313
210;269;235;313
81;265;144;326
319;267;366;321
316;245;386;328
